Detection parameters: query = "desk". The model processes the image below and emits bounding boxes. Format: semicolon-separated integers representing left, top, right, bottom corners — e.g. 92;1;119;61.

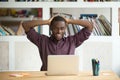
0;71;120;80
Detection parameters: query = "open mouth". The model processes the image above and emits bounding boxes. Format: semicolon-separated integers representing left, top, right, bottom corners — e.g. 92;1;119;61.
55;34;62;40
56;34;61;37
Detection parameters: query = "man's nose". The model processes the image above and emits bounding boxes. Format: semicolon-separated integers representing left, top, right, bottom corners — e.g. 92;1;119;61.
57;29;62;33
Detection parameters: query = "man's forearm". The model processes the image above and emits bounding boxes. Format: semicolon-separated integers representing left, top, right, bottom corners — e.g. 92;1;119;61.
67;19;93;31
22;20;49;32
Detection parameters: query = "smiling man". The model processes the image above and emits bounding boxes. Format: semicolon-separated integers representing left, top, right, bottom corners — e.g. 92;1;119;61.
22;16;93;71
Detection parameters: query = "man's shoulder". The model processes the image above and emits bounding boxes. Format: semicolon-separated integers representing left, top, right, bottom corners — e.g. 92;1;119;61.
64;36;74;41
40;34;49;38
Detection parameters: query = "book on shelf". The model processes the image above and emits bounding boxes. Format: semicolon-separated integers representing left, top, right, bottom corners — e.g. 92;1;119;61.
67;24;75;36
65;27;69;37
3;26;16;35
98;15;111;35
0;25;6;36
91;19;103;36
16;22;26;35
80;14;98;19
0;25;15;36
72;24;79;34
95;19;107;35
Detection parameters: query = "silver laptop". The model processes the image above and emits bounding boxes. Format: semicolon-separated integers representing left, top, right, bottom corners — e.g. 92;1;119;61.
47;55;79;76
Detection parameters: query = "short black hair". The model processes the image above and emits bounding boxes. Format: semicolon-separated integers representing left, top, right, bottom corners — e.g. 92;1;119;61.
50;16;66;29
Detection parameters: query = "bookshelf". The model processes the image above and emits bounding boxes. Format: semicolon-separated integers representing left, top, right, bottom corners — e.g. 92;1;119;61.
0;0;120;77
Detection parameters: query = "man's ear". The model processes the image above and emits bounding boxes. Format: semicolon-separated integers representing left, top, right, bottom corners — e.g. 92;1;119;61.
50;25;52;31
65;23;68;28
50;30;52;35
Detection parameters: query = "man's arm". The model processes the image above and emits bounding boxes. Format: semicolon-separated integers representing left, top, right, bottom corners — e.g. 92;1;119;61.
66;19;93;32
22;20;49;32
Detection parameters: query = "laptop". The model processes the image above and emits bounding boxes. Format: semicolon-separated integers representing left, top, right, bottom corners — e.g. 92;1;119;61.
46;55;79;76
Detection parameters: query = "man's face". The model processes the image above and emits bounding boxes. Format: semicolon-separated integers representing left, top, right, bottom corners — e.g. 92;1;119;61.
51;21;67;41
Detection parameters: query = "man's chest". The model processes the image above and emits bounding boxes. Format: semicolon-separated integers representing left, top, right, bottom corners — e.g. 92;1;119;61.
46;40;75;55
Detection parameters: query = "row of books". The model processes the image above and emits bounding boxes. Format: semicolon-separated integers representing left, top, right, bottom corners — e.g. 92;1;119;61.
1;0;119;1
0;8;42;18
80;14;111;36
0;21;41;36
84;0;119;1
91;15;111;36
0;25;16;36
0;21;26;36
15;0;76;2
51;13;111;36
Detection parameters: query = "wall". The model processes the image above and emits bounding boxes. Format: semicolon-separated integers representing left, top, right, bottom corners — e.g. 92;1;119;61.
0;42;9;71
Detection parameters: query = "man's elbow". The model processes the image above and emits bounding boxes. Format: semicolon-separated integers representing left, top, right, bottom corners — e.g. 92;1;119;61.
88;22;93;32
22;22;30;33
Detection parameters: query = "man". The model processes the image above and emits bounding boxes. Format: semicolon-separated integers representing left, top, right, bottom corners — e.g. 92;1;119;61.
22;16;93;71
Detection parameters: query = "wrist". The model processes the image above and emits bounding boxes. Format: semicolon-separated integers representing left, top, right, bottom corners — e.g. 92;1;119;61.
45;20;50;25
66;18;71;24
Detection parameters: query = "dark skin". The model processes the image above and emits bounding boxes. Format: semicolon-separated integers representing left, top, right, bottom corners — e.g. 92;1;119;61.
22;16;93;41
51;21;67;41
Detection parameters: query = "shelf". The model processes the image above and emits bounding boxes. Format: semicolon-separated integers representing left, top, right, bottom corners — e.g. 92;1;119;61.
0;16;42;22
0;36;29;41
88;36;113;42
0;17;34;21
0;2;120;8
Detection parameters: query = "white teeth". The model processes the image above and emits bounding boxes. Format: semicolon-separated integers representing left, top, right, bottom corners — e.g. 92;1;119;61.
56;34;61;36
